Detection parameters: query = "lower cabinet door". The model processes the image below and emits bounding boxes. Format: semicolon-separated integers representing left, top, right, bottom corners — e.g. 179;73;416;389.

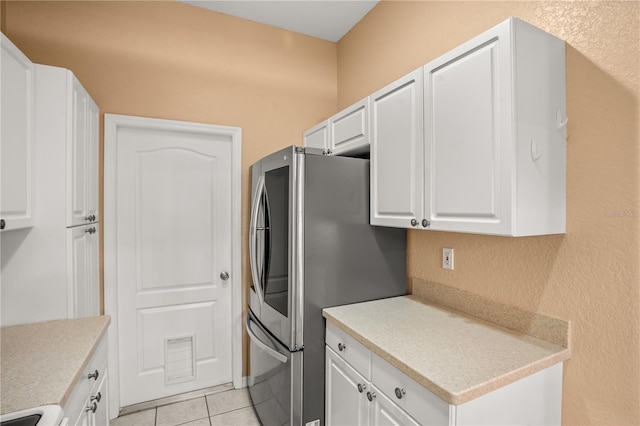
326;347;369;426
369;384;420;426
67;223;100;318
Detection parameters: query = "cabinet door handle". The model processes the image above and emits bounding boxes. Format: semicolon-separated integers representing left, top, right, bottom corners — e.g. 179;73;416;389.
421;219;430;228
366;391;376;402
410;219;418;227
357;383;366;393
338;342;346;352
91;392;102;403
0;219;5;230
85;402;97;413
88;369;99;380
394;387;406;399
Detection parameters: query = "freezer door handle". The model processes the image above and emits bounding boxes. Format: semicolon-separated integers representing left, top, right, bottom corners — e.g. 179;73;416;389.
246;314;288;364
249;175;266;306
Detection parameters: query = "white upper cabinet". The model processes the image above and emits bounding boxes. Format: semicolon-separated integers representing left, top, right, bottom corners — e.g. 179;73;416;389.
1;34;35;231
370;17;566;236
303;119;328;152
370;68;424;228
329;98;369;156
303;98;370;156
423;17;566;236
68;73;100;227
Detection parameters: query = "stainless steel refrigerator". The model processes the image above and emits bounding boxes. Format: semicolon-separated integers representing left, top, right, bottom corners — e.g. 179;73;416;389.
246;146;406;426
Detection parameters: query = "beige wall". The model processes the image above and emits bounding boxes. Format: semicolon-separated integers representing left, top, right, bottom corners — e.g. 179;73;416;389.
2;0;338;376
337;1;639;424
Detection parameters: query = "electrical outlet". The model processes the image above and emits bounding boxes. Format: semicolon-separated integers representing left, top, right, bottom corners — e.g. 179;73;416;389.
443;248;454;270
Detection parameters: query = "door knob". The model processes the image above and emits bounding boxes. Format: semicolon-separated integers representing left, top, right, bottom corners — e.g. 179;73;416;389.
220;271;230;280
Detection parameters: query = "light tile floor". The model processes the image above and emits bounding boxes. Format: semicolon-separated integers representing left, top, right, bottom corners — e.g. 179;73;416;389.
111;388;260;426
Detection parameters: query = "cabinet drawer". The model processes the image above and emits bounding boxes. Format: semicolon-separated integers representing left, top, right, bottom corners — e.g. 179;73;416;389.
371;353;449;425
326;323;371;379
63;336;108;425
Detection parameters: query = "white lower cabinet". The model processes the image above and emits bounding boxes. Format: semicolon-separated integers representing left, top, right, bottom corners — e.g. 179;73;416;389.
326;347;369;426
325;323;562;426
63;335;109;426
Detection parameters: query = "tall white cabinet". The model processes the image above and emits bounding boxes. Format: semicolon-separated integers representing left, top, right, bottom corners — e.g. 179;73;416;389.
0;61;100;326
0;34;35;231
370;17;566;236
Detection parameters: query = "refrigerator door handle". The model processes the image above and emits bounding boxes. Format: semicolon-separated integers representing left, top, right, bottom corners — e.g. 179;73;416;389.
246;314;288;364
249;175;266;306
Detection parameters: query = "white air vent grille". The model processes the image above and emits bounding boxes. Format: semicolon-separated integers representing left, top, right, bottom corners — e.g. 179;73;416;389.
164;335;196;385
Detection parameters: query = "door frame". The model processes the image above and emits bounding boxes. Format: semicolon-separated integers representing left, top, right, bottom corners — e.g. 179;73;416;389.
103;114;242;419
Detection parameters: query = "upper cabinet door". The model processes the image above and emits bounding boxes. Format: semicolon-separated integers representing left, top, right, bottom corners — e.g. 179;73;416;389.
86;97;100;223
424;23;511;235
67;74;99;227
370;68;424;228
1;34;35;231
424;17;566;236
303;120;329;152
330;98;369;156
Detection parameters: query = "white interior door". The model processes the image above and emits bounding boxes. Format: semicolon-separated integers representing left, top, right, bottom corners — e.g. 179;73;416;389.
110;116;235;407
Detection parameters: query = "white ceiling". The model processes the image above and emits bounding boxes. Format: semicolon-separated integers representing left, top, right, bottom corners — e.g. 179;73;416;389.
178;0;380;42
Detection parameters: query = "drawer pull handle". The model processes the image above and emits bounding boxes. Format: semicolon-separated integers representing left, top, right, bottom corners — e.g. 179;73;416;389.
88;369;99;380
394;387;406;399
366;391;376;402
86;402;97;413
357;383;366;393
338;342;346;352
91;392;102;403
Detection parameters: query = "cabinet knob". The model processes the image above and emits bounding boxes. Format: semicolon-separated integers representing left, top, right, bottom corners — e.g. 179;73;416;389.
421;219;430;228
394;387;406;399
357;383;366;393
88;369;99;380
338;342;346;352
410;219;418;227
85;402;97;413
366;391;376;402
91;392;102;403
0;219;5;230
85;227;96;234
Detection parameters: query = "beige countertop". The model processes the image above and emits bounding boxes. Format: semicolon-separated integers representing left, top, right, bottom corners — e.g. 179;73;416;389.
323;295;570;405
0;316;111;414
